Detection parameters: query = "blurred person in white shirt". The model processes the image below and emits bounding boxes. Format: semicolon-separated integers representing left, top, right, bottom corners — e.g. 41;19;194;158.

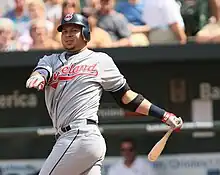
45;0;63;24
28;0;54;33
0;18;22;52
107;138;155;175
142;0;187;45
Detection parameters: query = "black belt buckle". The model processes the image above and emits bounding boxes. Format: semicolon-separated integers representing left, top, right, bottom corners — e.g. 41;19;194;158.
61;125;71;132
55;119;96;140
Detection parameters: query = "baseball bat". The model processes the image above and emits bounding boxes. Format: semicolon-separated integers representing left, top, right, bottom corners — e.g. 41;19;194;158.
147;128;173;162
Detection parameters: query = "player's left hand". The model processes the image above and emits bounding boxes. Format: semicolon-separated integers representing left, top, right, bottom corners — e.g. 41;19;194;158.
162;112;183;130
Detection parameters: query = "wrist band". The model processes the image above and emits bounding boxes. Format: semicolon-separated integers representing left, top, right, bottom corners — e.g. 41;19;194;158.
148;104;166;120
34;68;50;82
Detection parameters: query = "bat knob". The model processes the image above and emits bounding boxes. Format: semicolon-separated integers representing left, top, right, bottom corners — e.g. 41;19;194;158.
148;154;157;162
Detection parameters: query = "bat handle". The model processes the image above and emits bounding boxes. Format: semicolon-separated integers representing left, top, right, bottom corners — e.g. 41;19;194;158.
164;128;174;139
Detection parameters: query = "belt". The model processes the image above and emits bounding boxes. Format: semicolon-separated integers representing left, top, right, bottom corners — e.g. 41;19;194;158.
55;119;97;140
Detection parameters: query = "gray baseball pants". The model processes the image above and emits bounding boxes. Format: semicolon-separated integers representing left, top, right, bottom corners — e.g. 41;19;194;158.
39;123;106;175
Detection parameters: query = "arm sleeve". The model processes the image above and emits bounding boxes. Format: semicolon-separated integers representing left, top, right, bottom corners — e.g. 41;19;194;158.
33;55;53;81
100;53;126;92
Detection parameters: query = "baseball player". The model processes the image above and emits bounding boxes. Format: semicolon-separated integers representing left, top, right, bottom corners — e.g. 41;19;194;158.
26;13;183;175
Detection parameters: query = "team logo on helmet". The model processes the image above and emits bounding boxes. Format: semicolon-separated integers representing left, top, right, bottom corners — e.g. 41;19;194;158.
64;13;73;21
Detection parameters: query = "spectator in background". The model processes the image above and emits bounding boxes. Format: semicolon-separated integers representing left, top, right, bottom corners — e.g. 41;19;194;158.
54;0;81;43
107;138;155;175
45;0;63;24
83;0;101;15
86;12;112;48
19;0;55;51
115;0;148;33
179;0;220;37
62;0;81;16
28;0;54;33
195;0;220;43
97;0;132;47
29;19;60;50
0;18;22;52
142;0;187;45
209;0;220;22
4;0;30;37
0;0;14;17
178;0;198;36
115;0;149;46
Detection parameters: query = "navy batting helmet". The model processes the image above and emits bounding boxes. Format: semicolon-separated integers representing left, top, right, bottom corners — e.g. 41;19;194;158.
57;13;91;42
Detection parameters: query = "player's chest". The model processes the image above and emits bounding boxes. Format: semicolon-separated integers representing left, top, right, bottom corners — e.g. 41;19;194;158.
48;60;100;89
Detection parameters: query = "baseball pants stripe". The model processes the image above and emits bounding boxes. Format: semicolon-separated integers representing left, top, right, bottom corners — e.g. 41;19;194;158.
49;129;79;174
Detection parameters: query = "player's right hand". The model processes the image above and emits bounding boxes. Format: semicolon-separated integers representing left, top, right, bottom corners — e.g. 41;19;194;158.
162;112;183;130
26;74;46;91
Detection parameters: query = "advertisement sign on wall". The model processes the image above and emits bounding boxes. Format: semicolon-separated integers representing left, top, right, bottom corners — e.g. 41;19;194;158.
0;153;220;175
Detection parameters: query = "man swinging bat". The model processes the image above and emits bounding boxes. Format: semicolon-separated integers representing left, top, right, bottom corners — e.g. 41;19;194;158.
26;13;183;175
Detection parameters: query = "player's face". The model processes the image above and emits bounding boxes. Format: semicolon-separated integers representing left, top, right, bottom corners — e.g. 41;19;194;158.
120;142;136;162
61;24;85;51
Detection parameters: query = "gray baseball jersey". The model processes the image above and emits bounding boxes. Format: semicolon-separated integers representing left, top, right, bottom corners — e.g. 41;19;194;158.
34;49;126;130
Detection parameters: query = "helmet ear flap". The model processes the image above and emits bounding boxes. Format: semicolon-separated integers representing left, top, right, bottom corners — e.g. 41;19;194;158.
82;27;90;42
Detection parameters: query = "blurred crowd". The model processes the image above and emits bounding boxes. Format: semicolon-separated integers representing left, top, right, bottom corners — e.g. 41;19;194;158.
0;0;220;52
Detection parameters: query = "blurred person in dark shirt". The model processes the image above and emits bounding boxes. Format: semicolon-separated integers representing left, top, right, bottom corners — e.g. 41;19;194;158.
83;11;112;48
83;0;101;15
97;0;132;47
195;0;220;43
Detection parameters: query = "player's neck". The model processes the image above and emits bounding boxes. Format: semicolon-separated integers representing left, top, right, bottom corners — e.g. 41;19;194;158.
67;46;87;55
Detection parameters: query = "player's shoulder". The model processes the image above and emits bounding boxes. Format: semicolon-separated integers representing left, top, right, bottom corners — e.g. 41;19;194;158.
91;50;114;62
39;53;64;63
41;53;61;59
92;50;112;58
